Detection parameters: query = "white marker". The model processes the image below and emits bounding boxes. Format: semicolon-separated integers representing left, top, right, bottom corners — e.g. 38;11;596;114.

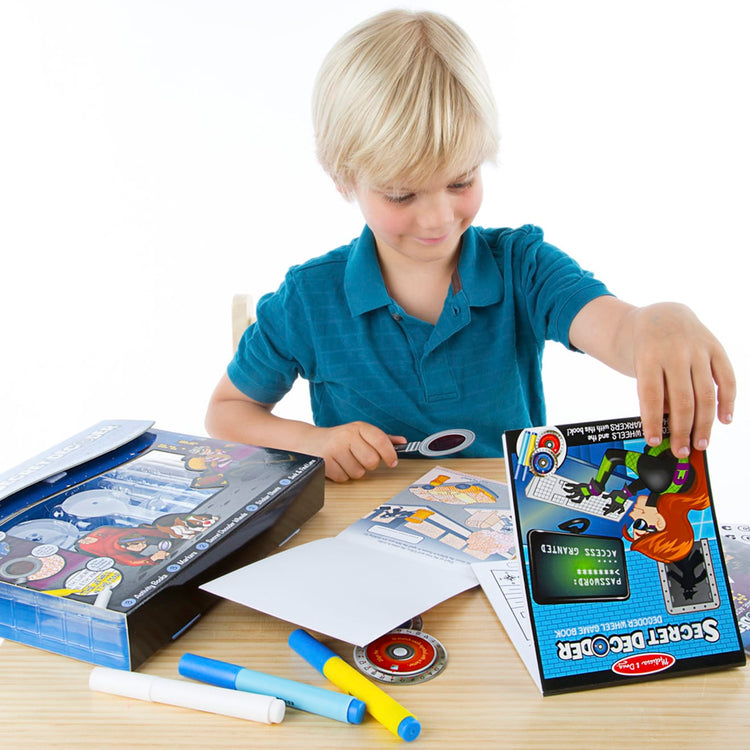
93;585;113;609
89;667;285;724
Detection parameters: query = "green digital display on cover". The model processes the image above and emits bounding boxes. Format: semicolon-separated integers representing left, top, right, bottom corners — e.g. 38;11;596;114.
527;530;629;604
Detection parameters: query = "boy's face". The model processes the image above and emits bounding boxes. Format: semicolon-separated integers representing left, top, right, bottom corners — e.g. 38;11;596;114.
352;166;483;267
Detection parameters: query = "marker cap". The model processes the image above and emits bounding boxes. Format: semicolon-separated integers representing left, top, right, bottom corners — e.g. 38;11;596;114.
398;715;422;741
179;653;241;690
348;698;366;724
288;628;332;674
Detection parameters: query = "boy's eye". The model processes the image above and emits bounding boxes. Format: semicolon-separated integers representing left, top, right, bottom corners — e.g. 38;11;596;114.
383;192;415;204
380;173;475;204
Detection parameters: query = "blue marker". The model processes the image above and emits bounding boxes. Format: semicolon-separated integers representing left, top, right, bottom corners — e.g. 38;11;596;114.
289;629;421;741
178;653;365;725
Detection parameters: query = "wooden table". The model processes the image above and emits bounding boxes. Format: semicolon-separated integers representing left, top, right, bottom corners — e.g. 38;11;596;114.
1;458;747;748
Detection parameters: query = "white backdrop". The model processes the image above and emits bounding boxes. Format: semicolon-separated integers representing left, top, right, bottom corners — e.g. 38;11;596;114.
1;1;747;519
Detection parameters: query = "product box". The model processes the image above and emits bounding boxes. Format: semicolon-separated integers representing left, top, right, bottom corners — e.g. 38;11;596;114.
0;420;324;670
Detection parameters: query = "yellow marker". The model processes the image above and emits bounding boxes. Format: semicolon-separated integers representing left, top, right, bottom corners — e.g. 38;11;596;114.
288;629;421;741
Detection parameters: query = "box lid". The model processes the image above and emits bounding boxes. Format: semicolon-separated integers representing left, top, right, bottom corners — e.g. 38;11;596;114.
0;421;154;509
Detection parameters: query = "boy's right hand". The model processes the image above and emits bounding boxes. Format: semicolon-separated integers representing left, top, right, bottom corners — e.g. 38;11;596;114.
313;422;405;482
205;374;404;483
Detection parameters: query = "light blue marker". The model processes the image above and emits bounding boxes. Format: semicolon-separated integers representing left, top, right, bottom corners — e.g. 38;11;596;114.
288;629;421;742
178;653;365;725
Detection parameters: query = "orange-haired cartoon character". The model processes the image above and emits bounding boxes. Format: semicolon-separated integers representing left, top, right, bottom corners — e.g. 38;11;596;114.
564;438;709;563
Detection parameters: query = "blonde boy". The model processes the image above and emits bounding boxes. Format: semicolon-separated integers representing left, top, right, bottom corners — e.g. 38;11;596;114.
206;10;734;482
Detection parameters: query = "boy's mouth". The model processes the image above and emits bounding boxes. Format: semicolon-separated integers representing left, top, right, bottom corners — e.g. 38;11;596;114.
415;233;450;245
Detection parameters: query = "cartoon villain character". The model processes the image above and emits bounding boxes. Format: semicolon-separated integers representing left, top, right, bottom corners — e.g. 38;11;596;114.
564;438;709;563
76;526;173;566
153;513;218;540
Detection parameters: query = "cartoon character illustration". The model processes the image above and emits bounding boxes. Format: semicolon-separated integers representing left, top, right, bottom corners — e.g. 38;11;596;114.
563;438;709;563
75;525;173;566
182;445;233;488
153;512;218;540
667;547;709;600
409;474;497;505
184;446;232;472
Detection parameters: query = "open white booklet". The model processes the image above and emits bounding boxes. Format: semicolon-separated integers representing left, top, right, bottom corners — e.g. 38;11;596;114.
472;559;541;691
202;466;513;646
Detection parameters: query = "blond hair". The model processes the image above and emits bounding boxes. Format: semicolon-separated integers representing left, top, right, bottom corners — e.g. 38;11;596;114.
313;9;499;196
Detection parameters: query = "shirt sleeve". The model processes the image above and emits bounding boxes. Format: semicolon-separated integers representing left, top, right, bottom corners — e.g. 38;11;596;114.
512;225;612;349
227;271;314;404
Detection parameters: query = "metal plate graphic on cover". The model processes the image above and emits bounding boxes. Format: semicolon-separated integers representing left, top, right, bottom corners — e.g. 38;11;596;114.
353;628;448;684
658;538;720;614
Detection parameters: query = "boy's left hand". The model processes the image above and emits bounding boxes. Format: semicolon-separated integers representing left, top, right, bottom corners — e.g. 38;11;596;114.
570;298;735;458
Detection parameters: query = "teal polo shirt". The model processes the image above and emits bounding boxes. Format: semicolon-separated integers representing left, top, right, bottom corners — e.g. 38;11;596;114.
228;224;610;456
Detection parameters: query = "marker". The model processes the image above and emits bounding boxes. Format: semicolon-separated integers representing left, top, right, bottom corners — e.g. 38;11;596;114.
89;667;285;724
288;629;421;742
178;653;365;724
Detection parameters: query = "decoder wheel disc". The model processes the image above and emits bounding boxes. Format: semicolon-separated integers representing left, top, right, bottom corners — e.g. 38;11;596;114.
353;628;448;684
398;614;423;631
530;447;557;476
537;430;562;455
6;519;80;549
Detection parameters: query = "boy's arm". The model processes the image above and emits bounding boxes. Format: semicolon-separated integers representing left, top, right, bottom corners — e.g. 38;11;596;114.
569;296;735;458
205;373;404;482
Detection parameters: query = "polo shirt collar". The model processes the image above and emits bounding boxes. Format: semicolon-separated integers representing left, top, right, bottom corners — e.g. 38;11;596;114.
455;226;504;307
344;225;503;317
344;226;392;316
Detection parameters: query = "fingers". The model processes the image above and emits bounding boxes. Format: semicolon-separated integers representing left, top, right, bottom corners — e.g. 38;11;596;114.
634;355;667;451
325;456;357;483
686;354;719;453
627;303;737;458
637;341;734;459
325;446;377;483
667;341;736;456
321;422;402;482
713;344;737;426
355;423;400;469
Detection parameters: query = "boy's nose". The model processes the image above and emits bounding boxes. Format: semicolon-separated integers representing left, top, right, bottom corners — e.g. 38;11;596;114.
417;194;453;230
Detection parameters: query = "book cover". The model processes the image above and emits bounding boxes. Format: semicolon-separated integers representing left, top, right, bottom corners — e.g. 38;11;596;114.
475;415;745;694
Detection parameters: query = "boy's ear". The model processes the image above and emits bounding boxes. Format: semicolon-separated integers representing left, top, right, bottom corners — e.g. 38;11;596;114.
334;182;356;202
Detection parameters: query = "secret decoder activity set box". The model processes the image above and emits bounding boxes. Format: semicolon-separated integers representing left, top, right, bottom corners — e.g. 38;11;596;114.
0;420;324;670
